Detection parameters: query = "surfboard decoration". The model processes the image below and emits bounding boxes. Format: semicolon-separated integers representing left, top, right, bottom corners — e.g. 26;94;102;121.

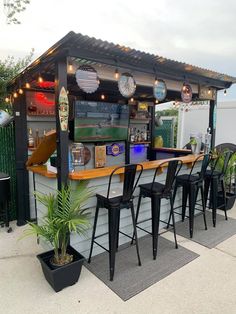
58;87;69;131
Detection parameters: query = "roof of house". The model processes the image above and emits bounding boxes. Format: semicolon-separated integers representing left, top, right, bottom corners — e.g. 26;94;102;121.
8;31;236;90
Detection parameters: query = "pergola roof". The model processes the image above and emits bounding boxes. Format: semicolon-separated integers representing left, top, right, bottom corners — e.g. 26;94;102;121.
8;31;236;90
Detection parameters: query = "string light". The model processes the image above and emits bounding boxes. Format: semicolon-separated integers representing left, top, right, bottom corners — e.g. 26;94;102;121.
155;99;159;104
224;89;227;96
18;88;23;94
154;77;158;85
68;60;73;72
38;74;43;83
5;97;10;103
208;87;211;95
114;68;119;80
13;92;18;98
130;97;134;102
25;82;30;88
101;94;105;100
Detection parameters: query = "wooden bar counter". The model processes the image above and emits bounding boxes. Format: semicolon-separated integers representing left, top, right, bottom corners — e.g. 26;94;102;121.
27;154;200;180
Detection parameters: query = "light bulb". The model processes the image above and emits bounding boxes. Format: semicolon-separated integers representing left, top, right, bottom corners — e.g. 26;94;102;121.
38;75;43;83
19;88;23;94
5;97;10;103
155;77;158;85
208;88;211;95
101;94;105;100
68;63;73;72
25;82;30;88
114;69;119;80
155;99;159;104
13;92;18;98
130;97;134;102
224;89;227;96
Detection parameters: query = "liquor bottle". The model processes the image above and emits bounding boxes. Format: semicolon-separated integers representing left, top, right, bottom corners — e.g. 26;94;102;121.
204;127;211;154
35;129;39;147
143;126;147;141
28;128;35;148
130;127;135;143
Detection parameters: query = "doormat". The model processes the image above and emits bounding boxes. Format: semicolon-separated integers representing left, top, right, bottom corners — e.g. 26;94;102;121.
172;211;236;248
85;236;199;301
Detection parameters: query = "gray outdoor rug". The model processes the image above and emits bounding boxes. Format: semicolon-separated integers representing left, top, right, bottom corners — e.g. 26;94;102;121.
172;211;236;248
85;236;199;301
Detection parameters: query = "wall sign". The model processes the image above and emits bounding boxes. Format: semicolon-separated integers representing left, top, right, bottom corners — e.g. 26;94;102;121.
181;83;192;103
106;143;125;156
58;87;69;131
199;86;216;100
153;80;167;102
75;65;99;93
118;73;136;98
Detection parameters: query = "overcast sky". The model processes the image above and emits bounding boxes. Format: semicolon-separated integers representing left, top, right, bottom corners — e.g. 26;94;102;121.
1;0;235;100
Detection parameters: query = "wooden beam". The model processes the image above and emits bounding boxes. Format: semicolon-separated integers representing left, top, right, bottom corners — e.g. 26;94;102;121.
13;93;30;225
55;58;69;189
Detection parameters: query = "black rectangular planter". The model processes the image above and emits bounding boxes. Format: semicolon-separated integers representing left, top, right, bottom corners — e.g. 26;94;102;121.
217;192;236;211
37;245;85;292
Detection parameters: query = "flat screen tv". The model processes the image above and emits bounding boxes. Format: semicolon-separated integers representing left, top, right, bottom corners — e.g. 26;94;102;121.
74;101;129;142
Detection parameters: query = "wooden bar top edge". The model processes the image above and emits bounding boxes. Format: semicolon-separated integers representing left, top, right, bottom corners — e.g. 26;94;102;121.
27;154;203;181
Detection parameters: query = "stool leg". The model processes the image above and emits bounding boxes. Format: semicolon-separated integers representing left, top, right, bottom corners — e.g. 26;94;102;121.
221;179;228;221
204;177;211;208
170;195;178;249
130;203;141;266
108;208;119;281
116;209;121;251
200;185;207;230
182;186;188;222
189;185;196;238
211;177;218;227
167;184;178;228
151;195;161;260
88;204;100;263
131;192;142;245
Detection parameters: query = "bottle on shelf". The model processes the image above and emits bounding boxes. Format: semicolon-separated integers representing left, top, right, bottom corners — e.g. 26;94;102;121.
28;128;35;148
143;126;147;141
35;129;39;148
130;127;135;143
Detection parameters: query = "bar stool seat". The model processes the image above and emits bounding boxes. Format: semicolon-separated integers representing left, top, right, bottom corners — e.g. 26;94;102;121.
204;151;233;226
168;154;209;238
88;164;143;281
133;159;183;260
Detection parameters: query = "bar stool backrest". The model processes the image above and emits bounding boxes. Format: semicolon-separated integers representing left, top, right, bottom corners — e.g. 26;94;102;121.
210;150;233;177
151;159;183;194
189;154;210;180
107;164;143;202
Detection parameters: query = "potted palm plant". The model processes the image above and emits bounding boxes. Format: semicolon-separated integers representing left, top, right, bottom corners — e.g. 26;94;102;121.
23;182;92;292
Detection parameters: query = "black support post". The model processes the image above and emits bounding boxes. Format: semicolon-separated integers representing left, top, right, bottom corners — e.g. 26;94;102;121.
13;93;30;225
209;99;217;149
55;58;69;189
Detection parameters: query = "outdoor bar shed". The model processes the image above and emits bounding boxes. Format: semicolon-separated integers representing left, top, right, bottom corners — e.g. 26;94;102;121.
6;32;236;257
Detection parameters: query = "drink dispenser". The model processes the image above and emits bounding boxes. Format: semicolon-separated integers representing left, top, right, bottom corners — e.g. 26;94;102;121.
71;143;85;166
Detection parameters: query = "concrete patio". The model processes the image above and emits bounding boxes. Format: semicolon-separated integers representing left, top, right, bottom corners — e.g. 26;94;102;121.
0;206;236;314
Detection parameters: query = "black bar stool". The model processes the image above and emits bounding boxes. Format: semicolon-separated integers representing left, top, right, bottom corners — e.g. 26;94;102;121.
132;159;182;260
0;172;11;232
204;150;233;227
168;154;209;238
88;164;143;281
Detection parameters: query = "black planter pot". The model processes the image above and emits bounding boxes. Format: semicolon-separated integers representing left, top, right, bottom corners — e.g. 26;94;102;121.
37;245;85;292
217;191;236;211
